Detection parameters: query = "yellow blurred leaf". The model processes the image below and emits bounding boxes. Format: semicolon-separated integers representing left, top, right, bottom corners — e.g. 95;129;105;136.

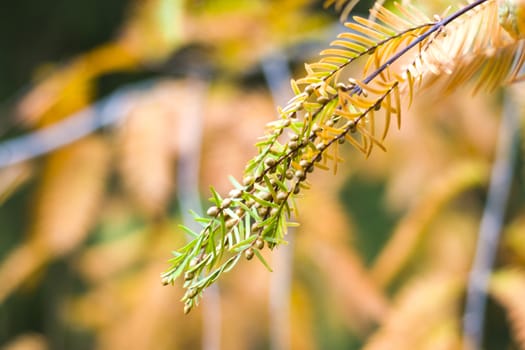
371;161;488;287
30;136;110;255
0;163;33;204
17;43;138;127
363;275;462;350
117;81;183;217
119;0;185;63
2;333;48;350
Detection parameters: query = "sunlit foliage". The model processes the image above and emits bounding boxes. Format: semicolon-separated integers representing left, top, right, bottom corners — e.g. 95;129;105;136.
1;0;525;349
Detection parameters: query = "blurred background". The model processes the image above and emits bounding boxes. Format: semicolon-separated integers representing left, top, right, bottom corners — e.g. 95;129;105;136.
0;0;524;349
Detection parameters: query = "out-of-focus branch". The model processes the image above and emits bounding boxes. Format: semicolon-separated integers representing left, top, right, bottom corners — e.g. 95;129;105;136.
463;91;520;350
0;81;160;168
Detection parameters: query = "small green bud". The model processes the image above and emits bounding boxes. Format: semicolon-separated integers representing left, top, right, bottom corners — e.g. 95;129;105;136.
184;271;195;281
188;288;198;298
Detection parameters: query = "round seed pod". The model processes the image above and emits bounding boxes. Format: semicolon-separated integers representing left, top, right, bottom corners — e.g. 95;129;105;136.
245;248;255;260
293;185;301;194
336;82;347;90
226;218;238;229
258;207;269;216
346;120;357;133
265;158;276;167
251;223;262;233
235;208;244;216
221;198;232;208
276;191;288;202
288;141;299;151
299;160;309;168
259;191;272;201
243;176;254;186
285;170;294;180
270;207;280;216
229;189;243;198
317;96;330;104
255;239;265;250
207;206;219;217
315;143;325;151
295;170;306;181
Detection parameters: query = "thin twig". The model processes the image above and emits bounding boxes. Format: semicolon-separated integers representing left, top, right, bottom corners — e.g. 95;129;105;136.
463;91;520;350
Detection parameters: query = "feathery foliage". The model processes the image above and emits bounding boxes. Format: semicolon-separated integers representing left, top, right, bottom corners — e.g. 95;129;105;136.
163;0;525;313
